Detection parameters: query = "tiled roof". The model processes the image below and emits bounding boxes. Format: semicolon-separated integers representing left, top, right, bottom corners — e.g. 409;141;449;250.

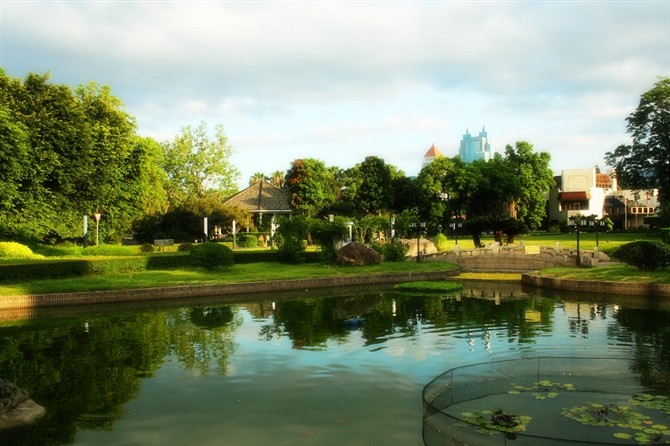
223;181;292;213
423;144;443;158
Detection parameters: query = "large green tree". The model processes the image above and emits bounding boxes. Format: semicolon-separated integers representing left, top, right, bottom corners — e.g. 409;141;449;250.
346;156;394;215
504;141;554;229
605;77;670;225
0;70;160;242
284;158;335;217
162;122;239;204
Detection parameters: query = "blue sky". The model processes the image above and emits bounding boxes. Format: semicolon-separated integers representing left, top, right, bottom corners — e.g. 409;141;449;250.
2;1;669;189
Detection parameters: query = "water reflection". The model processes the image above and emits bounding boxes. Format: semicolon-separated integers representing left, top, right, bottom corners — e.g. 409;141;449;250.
0;282;668;445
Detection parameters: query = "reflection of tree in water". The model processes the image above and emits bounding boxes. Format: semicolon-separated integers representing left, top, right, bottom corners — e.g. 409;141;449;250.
0;305;242;445
0;313;168;445
609;307;670;392
166;306;242;375
258;291;556;350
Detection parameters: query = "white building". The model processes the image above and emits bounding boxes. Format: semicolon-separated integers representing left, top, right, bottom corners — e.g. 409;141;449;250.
547;168;660;229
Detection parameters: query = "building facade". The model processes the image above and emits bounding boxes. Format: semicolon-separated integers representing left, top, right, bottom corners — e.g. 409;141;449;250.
547;168;660;229
459;126;492;163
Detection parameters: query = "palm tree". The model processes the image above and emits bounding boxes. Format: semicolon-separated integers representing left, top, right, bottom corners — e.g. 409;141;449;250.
270;170;285;188
249;172;267;186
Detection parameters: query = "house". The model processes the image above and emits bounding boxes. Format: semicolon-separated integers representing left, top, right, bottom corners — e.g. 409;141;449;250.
547;168;660;229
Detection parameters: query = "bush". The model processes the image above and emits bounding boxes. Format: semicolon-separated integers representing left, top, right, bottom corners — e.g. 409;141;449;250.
237;234;258;248
660;228;670;244
275;216;310;263
178;243;193;252
140;243;154;253
0;242;43;260
190;243;234;270
434;233;449;251
613;241;670;271
381;240;408;261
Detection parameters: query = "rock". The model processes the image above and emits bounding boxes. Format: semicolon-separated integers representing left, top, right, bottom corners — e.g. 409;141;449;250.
0;399;45;431
403;238;438;257
336;242;381;266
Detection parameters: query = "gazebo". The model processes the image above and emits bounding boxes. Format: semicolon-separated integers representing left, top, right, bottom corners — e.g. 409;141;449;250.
222;181;292;246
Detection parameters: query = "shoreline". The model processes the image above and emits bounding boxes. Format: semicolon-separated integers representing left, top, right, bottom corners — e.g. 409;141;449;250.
1;269;668;320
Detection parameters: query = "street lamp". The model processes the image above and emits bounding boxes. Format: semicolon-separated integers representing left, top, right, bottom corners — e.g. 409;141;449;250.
93;210;102;246
449;220;463;245
571;217;587;266
589;218;606;248
409;221;426;262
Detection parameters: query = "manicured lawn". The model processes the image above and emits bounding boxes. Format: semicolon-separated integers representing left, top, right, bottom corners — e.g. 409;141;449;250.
0;261;460;296
533;264;670;284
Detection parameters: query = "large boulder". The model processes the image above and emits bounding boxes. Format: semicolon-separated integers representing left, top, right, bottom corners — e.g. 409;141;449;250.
336;242;381;266
403;238;438;257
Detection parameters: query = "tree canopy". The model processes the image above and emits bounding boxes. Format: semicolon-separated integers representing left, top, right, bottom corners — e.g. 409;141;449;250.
0;70;156;242
605;76;670;225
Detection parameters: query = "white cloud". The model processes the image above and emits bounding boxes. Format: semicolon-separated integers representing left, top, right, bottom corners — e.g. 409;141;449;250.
2;0;669;188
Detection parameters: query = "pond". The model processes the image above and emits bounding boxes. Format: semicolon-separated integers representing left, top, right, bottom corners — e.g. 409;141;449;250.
1;281;669;446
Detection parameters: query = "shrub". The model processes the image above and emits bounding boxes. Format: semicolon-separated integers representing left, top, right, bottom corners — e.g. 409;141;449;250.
660;228;670;244
613;241;670;271
140;243;155;253
382;240;408;261
434;233;449;251
0;242;43;260
237;234;258;248
178;243;193;252
275;216;310;263
189;243;234;270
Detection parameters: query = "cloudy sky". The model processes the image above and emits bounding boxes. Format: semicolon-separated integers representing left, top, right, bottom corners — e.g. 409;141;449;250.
2;1;669;189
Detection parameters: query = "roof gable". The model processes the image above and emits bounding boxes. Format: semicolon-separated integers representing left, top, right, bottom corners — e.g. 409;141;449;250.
223;181;292;213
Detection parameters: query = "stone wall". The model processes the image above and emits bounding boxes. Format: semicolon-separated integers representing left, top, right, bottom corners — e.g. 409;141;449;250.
522;273;670;297
0;270;459;312
421;242;609;271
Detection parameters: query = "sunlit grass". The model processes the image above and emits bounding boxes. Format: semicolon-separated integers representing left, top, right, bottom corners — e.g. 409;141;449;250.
534;265;670;284
0;261;460;296
455;272;523;281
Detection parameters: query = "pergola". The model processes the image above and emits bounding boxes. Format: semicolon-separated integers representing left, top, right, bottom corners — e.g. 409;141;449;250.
222;181;292;246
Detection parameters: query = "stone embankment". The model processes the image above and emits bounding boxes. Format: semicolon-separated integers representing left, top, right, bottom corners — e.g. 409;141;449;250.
420;242;609;271
0;270;458;312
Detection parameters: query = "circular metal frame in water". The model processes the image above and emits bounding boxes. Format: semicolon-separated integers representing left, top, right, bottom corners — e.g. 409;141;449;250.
423;357;670;445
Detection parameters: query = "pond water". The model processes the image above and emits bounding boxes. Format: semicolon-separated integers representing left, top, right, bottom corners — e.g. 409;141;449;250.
1;282;669;446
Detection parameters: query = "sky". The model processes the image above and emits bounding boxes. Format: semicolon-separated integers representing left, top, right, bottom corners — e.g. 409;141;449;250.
1;1;669;190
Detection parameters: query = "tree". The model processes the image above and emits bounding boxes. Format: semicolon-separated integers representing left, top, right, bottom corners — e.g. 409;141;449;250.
162;122;239;204
249;172;268;186
606;77;670;225
349;156;394;215
504;141;554;229
0;70;159;242
284;158;335;217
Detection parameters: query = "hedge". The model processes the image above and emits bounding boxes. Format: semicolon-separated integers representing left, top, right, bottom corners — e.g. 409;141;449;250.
0;249;322;283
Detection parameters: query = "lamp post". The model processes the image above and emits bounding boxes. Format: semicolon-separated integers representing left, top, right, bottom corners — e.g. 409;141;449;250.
589;218;606;248
449;220;462;245
93;211;102;246
571;217;586;266
409;221;426;262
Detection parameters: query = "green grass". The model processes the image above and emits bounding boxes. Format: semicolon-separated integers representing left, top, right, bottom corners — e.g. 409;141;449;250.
394;281;464;293
0;261;460;296
533;265;670;284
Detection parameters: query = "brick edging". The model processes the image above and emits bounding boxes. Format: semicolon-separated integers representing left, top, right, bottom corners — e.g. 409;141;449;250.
0;270;459;310
521;273;670;297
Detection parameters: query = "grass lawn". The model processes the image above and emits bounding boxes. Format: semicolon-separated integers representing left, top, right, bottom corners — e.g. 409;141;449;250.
0;261;460;296
532;264;670;284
